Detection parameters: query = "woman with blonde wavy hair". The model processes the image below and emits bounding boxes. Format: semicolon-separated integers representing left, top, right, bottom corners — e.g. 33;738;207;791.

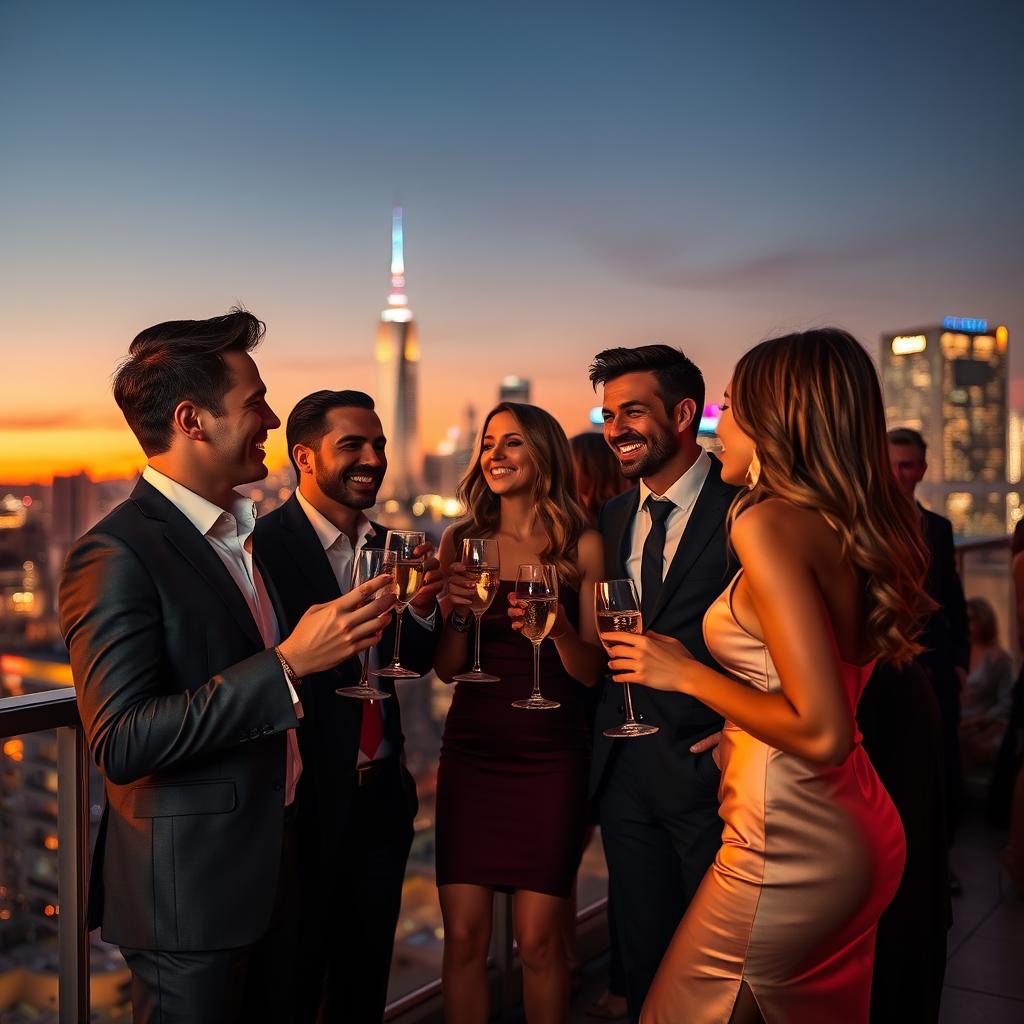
605;329;932;1024
433;402;605;1024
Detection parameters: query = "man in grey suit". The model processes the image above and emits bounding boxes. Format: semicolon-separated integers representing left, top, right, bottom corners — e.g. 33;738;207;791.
59;309;395;1024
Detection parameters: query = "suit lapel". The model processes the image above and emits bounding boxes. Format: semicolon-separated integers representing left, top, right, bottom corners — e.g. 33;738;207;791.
279;495;343;602
607;488;639;578
647;459;733;626
132;481;266;650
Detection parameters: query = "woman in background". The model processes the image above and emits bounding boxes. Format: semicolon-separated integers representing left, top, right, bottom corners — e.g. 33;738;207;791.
960;596;1014;774
570;431;630;528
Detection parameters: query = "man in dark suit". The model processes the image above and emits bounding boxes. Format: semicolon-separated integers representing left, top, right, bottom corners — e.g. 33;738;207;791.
888;428;969;855
255;389;442;1023
587;345;740;1021
59;312;396;1024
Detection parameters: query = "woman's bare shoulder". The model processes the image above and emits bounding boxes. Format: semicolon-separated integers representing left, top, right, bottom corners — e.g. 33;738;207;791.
731;499;839;566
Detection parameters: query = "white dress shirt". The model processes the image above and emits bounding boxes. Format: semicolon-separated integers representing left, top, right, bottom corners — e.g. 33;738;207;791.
626;448;712;601
294;490;436;763
142;466;302;804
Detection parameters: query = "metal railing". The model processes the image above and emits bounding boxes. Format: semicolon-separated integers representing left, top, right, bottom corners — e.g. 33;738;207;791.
0;685;608;1024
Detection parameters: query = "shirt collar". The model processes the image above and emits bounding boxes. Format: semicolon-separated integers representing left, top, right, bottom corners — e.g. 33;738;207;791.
638;448;711;516
142;465;256;541
295;488;375;552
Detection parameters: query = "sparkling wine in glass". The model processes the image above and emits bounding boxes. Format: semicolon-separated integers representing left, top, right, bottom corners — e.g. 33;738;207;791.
336;548;397;701
452;537;502;683
373;530;426;679
596;579;658;737
512;563;561;710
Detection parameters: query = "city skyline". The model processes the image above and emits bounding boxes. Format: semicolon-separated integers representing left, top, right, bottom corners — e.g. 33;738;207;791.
1;1;1021;484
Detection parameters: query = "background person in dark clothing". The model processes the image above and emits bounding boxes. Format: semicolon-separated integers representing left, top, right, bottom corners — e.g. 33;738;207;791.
888;428;970;873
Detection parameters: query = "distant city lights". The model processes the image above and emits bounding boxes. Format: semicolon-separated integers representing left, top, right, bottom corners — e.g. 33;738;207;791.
699;404;722;433
891;334;928;355
943;316;988;333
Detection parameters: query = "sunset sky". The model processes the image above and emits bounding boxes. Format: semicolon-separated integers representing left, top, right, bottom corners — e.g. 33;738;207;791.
1;1;1021;484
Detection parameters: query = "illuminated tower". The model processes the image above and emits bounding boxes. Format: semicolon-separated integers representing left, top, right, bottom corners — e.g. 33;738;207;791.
375;207;420;501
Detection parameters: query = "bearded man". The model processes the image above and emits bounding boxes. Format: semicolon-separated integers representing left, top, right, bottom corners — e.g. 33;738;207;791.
255;389;442;1024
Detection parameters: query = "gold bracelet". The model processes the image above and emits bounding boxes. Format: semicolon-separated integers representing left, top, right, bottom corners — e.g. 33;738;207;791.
273;645;302;687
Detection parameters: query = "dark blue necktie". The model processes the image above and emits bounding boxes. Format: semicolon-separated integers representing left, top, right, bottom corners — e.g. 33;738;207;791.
640;497;675;624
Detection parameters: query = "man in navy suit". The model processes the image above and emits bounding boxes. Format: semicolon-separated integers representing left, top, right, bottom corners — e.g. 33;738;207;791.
587;345;740;1022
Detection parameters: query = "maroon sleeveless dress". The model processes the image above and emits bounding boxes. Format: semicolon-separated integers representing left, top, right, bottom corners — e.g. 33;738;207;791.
435;581;591;897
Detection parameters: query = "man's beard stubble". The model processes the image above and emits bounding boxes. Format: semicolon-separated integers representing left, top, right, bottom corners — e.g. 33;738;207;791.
315;461;382;510
614;428;676;480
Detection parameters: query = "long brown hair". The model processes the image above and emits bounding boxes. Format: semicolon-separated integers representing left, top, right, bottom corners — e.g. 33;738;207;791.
454;403;587;586
728;328;933;665
570;432;630;527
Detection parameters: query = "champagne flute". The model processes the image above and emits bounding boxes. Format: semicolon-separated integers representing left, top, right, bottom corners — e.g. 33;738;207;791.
596;579;658;737
511;563;560;710
373;530;426;679
336;548;397;700
452;537;502;683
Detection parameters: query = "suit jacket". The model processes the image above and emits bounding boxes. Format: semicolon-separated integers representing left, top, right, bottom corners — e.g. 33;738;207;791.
918;507;970;679
59;478;299;951
590;454;741;795
253;494;440;863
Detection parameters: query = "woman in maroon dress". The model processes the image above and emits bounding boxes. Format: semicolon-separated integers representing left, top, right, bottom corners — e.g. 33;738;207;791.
434;403;605;1024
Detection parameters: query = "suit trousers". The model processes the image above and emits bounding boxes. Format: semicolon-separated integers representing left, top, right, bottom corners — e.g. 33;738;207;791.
598;737;722;1024
291;760;415;1024
121;812;299;1024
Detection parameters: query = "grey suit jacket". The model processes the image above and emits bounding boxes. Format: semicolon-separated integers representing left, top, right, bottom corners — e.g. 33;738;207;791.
59;478;299;951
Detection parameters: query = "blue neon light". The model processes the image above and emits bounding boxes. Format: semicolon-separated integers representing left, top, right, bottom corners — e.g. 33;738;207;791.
589;407;604;426
943;316;988;333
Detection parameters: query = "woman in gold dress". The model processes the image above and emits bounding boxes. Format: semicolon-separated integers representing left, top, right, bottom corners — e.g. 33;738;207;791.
605;328;932;1023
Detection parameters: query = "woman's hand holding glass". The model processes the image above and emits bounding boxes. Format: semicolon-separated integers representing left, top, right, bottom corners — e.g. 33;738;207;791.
604;629;695;694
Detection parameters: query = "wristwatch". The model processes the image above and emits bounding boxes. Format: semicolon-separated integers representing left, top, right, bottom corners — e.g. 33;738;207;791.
447;608;474;633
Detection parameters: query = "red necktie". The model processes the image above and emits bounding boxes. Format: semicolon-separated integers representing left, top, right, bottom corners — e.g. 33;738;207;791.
359;700;384;761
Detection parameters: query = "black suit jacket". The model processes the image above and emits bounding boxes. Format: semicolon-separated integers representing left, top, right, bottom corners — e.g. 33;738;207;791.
59;479;299;951
253;494;440;863
918;506;970;678
590;455;741;795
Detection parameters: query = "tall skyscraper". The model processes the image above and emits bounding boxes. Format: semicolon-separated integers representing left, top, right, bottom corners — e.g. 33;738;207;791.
880;317;1011;536
498;376;531;404
375;207;420;502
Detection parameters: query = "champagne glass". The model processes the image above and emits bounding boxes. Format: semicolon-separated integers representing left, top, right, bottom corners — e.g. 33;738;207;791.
373;530;426;679
596;579;658;737
336;548;397;700
511;563;561;710
452;537;502;683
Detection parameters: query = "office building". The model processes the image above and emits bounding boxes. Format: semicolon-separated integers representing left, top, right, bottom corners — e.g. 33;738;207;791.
880;317;1011;535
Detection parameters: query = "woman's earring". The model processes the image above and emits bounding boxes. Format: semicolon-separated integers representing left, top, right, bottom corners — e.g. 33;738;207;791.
745;448;761;489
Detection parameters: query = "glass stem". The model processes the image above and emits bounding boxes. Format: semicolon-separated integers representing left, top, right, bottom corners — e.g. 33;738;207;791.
622;680;637;724
472;612;483;672
532;641;542;699
391;604;406;667
360;649;371;687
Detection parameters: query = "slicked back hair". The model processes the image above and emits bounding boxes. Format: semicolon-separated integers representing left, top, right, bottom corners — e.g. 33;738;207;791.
112;307;265;456
588;344;705;436
286;390;376;474
887;427;927;459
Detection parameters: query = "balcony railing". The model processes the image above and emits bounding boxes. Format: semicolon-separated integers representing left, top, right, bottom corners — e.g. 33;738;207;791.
0;679;608;1024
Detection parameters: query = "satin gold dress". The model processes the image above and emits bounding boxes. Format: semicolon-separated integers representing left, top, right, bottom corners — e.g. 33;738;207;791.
642;573;906;1023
